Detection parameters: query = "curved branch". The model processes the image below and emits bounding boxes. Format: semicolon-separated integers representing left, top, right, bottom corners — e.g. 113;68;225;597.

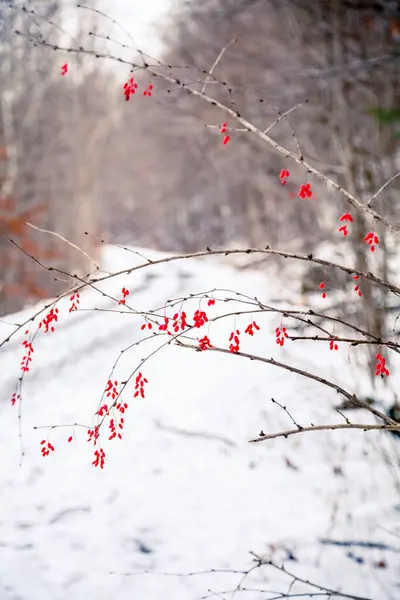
2;234;400;351
176;341;396;425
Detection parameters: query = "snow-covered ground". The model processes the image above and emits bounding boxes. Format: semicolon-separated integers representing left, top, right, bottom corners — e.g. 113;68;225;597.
0;245;399;600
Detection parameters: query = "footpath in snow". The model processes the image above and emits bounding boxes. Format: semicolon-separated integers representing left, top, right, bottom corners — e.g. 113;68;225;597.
0;245;399;600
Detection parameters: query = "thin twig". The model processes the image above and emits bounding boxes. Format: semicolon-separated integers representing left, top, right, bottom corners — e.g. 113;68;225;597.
263;100;308;135
250;553;374;600
288;334;400;350
368;170;400;207
25;222;100;269
270;397;303;428
201;39;237;94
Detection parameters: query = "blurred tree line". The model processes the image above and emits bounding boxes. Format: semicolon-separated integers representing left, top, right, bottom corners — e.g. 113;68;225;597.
105;0;400;252
0;0;114;316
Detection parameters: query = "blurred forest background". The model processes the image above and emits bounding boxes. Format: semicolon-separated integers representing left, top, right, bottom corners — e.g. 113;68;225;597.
1;0;400;369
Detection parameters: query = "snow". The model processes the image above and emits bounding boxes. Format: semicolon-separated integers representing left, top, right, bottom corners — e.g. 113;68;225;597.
0;245;399;600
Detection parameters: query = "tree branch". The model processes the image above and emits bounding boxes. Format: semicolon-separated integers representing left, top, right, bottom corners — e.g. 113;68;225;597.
175;342;396;425
26;34;400;234
249;422;400;443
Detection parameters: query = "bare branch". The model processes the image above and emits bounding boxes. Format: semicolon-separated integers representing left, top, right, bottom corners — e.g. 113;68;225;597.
111;553;374;600
263;100;308;135
25;222;100;269
368;170;400;207
250;422;400;443
2;236;400;350
288;334;400;350
270;397;303;428
175;341;396;426
249;553;374;600
201;38;237;94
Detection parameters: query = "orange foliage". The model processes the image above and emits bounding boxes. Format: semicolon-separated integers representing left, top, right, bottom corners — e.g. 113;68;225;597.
0;195;62;304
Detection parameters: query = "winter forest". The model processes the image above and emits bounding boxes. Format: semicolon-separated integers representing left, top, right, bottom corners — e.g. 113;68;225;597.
1;0;400;598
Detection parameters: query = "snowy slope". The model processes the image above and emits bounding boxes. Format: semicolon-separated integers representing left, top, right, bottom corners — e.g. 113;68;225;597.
0;246;399;600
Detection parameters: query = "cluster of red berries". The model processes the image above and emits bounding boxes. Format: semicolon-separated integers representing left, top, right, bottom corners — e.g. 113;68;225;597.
21;332;34;373
338;213;353;236
159;317;170;332
229;329;241;353
276;325;289;346
92;448;106;469
193;309;208;328
245;321;260;336
298;183;312;199
353;275;362;297
158;311;188;334
97;404;108;417
134;372;148;398
118;287;130;305
199;335;212;351
11;392;20;406
375;353;389;377
105;380;119;400
116;399;129;415
40;440;55;457
108;416;123;441
280;169;290;185
364;231;379;252
69;292;80;312
220;122;230;145
172;311;188;333
39;307;59;333
329;338;339;351
123;77;138;101
143;84;153;97
319;281;327;299
87;426;100;445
